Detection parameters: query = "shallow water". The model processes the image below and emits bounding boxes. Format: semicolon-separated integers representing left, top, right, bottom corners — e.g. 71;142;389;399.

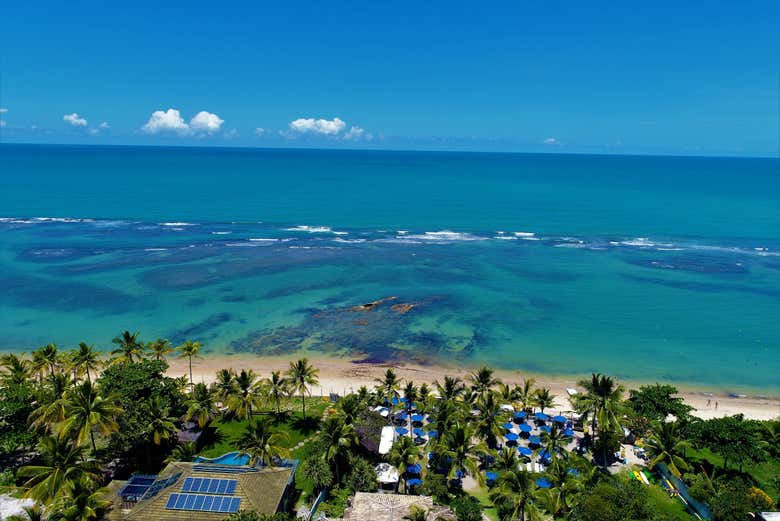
1;145;778;391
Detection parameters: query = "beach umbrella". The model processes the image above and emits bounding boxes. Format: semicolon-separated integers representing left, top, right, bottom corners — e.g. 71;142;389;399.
553;415;567;423
396;411;408;420
535;412;549;421
454;469;465;479
563;428;574;437
396;427;409;435
486;471;499;483
400;397;408;403
407;478;423;487
504;432;519;442
535;478;552;489
528;436;541;446
517;447;533;457
407;464;422;475
413;428;425;437
428;430;438;438
539;449;552;461
519;423;532;433
391;397;400;406
540;425;551;434
411;414;425;423
427;452;434;460
514;411;526;420
503;422;515;430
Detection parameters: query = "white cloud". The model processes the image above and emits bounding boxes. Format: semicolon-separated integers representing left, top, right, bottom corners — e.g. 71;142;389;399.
190;111;224;133
0;107;7;113
343;126;373;141
289;117;346;135
223;128;240;139
141;109;190;135
254;127;265;137
63;113;88;127
99;121;110;129
543;137;560;145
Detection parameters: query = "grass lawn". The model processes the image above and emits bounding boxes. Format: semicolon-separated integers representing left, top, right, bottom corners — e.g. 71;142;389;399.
198;397;329;459
469;486;499;521
687;447;780;501
645;483;697;520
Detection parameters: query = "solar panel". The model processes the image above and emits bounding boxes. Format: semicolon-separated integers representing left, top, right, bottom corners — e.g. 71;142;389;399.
181;477;238;495
164;493;241;513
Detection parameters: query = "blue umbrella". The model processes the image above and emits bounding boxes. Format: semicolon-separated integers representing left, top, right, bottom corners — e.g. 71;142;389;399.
396;427;409;435
413;428;425;437
407;464;422;474
485;471;499;483
519;423;532;433
454;469;465;479
514;411;527;420
536;478;552;489
563;428;574;437
535;412;549;421
504;432;519;441
407;478;423;486
540;425;551;434
539;449;552;461
400;397;408;403
553;415;567;423
411;414;425;423
503;422;515;430
396;412;408;420
528;436;541;446
428;430;438;438
517;446;533;456
391;397;400;405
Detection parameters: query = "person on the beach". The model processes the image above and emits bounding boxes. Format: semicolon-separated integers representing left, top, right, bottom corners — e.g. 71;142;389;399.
715;401;718;410
707;399;711;407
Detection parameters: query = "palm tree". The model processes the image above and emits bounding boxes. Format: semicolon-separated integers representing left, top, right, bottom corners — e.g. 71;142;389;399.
440;422;486;483
0;353;31;385
489;468;542;521
319;415;357;483
417;383;432;413
52;479;111;521
237;418;288;467
18;436;100;505
147;338;174;362
146;396;178;445
435;375;465;401
534;388;555;413
575;373;625;465
5;505;44;521
474;392;504;447
61;380;122;453
403;381;418;414
177;340;202;388
543;461;582;518
286;358;319;419
469;366;499;400
228;369;263;419
375;368;401;406
70;343;101;383
541;423;568;467
165;441;198;463
495;446;520;471
498;382;519;404
265;370;289;417
403;505;429;521
388;435;421;493
110;331;145;364
645;421;691;477
32;343;60;380
29;373;74;433
212;368;237;403
517;378;537;412
185;382;218;428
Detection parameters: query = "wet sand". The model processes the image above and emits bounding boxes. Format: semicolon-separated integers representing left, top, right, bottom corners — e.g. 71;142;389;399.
166;353;780;421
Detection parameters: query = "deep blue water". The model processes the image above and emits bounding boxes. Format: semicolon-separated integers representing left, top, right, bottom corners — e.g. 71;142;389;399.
1;144;778;391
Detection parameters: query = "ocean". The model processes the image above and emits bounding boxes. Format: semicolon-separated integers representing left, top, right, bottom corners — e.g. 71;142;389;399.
1;144;778;392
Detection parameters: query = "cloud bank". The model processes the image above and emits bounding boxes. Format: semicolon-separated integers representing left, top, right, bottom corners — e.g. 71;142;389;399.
141;108;224;136
63;113;88;127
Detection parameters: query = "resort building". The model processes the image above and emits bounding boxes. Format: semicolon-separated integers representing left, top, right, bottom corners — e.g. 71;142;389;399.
108;460;296;520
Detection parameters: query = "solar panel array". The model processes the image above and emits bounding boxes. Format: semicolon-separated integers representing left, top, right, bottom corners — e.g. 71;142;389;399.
141;473;182;500
165;493;241;513
182;477;237;495
119;474;159;501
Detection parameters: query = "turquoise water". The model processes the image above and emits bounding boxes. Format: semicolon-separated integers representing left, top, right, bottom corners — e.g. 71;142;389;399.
1;144;778;391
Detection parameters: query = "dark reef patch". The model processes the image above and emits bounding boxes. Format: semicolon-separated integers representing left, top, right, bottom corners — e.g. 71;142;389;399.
622;274;780;298
167;312;235;344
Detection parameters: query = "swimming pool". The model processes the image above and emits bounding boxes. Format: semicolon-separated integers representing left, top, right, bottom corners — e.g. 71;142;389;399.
194;451;250;466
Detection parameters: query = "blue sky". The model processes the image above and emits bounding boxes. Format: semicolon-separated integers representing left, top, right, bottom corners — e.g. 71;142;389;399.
1;1;778;156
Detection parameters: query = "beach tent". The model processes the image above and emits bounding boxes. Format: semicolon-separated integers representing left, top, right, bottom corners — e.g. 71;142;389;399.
519;424;532;433
379;426;395;455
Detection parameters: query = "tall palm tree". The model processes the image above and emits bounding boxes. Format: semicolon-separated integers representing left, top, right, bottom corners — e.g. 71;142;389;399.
70;343;101;383
212;368;237;403
543;461;582;518
541;423;568;467
110;331;145;365
435;375;465;401
517;378;537;412
185;382;218;428
5;505;44;521
475;392;504;447
498;382;519;405
417;383;432;413
146;396;178;445
61;381;122;452
495;446;520;472
403;381;418;414
645;421;691;477
469;366;499;400
29;373;74;433
265;370;290;416
489;468;542;521
388;435;421;493
52;479;111;521
228;369;263;419
534;388;555;413
286;358;319;419
375;368;401;406
177;340;202;388
147;338;174;362
575;373;625;465
237;418;288;467
318;415;357;483
440;422;486;483
18;436;100;505
32;343;60;380
0;353;31;385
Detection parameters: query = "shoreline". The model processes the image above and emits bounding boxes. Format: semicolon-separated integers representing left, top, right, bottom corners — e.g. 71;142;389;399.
166;352;780;421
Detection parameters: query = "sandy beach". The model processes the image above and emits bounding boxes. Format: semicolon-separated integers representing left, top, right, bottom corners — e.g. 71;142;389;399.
166;353;780;422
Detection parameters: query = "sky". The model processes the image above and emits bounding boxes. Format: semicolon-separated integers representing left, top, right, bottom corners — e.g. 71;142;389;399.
1;1;779;157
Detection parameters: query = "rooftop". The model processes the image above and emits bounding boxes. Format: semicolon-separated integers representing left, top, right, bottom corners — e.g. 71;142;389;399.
341;492;454;521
